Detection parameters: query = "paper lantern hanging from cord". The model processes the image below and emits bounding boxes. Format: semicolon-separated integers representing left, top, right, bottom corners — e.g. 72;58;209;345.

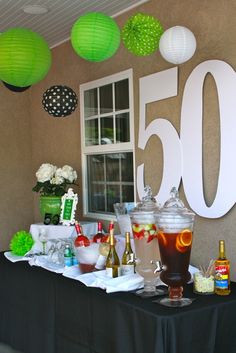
2;81;31;92
71;12;120;62
121;13;164;56
0;28;51;87
42;85;78;117
159;26;197;64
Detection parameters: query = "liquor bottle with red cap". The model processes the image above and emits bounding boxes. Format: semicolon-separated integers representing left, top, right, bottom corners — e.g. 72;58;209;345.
92;221;104;243
74;221;90;248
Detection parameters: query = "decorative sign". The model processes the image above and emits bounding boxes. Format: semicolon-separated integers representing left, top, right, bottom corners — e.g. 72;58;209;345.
60;188;78;226
137;60;236;219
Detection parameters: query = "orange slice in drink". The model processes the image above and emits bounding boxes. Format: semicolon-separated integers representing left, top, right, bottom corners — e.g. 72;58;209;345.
176;229;192;253
157;231;167;247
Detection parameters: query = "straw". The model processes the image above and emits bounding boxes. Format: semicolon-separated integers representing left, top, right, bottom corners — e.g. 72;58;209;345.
205;259;215;277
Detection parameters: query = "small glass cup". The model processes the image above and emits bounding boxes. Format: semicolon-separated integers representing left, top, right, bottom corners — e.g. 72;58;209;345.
193;272;214;295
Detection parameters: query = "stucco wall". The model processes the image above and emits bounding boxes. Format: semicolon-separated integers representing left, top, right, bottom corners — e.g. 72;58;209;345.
2;0;236;279
0;85;34;250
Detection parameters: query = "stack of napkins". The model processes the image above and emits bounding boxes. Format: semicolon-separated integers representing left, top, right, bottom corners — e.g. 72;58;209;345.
4;251;32;263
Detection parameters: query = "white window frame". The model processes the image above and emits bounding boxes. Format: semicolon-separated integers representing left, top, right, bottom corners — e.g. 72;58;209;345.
80;68;136;221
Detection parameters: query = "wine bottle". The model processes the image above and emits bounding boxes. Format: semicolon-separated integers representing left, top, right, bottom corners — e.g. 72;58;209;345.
121;232;135;275
95;221;114;270
74;221;90;247
106;228;120;278
92;222;104;243
214;240;230;295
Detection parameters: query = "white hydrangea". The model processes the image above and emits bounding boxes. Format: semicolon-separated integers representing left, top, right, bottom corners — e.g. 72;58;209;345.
61;165;77;183
50;175;64;185
36;163;57;183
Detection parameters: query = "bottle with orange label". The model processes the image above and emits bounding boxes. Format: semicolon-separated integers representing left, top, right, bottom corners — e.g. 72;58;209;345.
214;240;230;295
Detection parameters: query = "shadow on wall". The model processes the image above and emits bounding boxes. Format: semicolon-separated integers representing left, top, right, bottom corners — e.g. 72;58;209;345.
0;344;22;353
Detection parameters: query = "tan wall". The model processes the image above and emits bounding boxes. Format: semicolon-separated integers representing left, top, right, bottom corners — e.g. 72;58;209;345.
1;0;236;279
0;85;34;250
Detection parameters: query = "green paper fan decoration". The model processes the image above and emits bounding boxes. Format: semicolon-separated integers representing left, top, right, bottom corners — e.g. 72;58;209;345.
122;13;164;56
10;230;34;256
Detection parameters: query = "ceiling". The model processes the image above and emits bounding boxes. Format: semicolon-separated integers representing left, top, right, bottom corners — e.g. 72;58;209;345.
0;0;149;48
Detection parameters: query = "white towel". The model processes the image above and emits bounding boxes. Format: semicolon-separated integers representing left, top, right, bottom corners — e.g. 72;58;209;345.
4;251;31;262
69;269;144;293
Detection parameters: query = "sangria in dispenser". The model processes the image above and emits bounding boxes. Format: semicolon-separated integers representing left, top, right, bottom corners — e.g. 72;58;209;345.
155;187;195;307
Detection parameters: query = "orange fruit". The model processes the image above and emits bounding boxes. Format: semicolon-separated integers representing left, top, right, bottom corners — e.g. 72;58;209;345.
176;229;192;253
157;231;167;246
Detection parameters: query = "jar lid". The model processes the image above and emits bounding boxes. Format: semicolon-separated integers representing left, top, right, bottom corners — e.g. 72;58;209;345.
157;187;195;220
130;185;160;216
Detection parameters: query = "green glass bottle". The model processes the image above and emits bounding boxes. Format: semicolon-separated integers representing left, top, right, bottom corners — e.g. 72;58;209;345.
106;228;120;278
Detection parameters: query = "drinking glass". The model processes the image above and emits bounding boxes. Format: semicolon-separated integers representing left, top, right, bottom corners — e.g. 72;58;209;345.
113;202;136;237
38;228;48;255
155;187;195;307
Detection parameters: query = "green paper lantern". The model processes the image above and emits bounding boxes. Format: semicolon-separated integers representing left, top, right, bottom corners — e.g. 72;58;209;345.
10;230;34;256
0;28;51;87
122;13;164;56
71;12;120;62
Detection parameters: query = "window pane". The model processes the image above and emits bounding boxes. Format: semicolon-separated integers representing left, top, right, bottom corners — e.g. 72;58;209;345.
87;152;134;214
115;79;129;110
85;119;98;146
100;84;113;114
87;155;105;212
107;185;120;212
106;154;120;182
116;113;130;142
88;184;105;213
101;116;114;144
122;185;134;202
121;152;133;182
84;89;98;117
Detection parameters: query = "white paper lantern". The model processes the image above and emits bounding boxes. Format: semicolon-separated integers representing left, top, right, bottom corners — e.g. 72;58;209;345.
159;26;196;64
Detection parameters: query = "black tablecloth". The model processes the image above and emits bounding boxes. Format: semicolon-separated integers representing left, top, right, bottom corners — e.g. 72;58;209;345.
0;252;236;353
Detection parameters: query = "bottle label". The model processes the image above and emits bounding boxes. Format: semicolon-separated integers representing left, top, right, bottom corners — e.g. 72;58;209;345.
95;255;107;270
72;255;78;266
64;257;72;267
121;264;134;276
215;265;230;289
106;266;121;278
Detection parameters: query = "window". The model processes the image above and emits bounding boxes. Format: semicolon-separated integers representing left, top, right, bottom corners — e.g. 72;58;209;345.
80;69;135;220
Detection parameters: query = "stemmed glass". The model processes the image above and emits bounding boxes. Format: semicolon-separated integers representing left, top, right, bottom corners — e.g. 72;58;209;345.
155;187;195;307
38;228;48;255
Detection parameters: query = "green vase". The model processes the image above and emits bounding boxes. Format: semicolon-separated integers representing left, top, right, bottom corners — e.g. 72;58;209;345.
39;196;62;218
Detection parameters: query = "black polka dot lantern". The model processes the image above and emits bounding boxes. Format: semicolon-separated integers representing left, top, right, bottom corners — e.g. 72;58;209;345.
42;85;78;117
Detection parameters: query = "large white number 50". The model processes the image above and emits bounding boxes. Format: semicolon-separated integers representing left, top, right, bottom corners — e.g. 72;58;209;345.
137;67;182;204
181;60;236;217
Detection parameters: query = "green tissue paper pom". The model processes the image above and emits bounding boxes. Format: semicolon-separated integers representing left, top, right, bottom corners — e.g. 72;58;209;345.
10;230;34;256
122;13;164;56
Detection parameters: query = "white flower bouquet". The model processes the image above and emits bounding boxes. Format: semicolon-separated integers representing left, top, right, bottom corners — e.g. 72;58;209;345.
32;163;78;196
